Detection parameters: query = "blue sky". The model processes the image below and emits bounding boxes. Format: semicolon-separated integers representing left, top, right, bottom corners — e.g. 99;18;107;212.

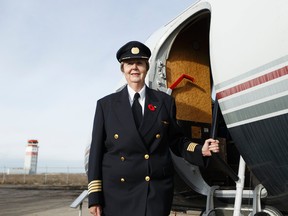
0;0;195;170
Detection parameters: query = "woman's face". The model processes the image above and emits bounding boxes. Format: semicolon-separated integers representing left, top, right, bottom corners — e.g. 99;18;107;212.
122;59;148;87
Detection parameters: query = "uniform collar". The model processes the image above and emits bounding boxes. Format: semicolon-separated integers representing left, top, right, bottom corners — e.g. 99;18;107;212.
127;85;146;104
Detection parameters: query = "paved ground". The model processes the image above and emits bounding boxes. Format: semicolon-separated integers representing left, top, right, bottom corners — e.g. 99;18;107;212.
0;186;83;216
0;186;201;216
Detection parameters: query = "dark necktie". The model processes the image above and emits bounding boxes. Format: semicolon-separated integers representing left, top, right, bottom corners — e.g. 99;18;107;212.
132;93;142;129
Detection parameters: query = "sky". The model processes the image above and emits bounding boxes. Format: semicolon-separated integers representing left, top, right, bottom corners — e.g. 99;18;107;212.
0;0;196;171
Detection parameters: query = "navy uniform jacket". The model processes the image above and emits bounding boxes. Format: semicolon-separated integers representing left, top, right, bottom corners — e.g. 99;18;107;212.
88;86;206;216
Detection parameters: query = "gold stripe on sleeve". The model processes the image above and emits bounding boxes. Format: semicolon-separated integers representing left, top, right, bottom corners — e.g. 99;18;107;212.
187;142;198;152
88;180;102;194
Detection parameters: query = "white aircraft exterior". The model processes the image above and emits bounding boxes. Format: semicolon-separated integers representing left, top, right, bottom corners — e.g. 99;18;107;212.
84;1;288;215
143;0;288;215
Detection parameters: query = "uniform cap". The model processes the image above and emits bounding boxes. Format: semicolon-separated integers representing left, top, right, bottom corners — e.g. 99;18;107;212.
116;41;151;62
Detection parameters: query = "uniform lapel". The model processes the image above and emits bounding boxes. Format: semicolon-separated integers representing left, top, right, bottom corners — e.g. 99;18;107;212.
139;88;162;137
114;86;137;129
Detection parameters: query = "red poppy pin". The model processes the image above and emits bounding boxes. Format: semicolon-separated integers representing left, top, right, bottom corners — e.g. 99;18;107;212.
148;104;156;111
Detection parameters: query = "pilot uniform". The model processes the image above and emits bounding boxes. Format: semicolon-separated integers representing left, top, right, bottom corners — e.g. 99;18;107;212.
88;41;207;216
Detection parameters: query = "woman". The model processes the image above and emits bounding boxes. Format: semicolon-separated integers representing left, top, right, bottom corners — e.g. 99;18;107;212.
88;41;219;216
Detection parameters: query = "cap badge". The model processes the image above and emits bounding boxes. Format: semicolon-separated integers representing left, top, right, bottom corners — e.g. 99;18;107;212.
131;47;140;55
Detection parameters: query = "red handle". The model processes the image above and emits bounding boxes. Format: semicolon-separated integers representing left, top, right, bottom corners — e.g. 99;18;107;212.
169;74;195;90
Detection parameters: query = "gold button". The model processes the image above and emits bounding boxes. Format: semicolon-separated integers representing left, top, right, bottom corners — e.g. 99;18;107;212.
156;134;161;139
120;156;125;161
114;134;119;139
145;176;150;182
144;154;149;160
120;178;125;182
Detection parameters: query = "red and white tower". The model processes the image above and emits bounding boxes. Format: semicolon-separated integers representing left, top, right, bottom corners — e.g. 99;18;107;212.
24;139;39;174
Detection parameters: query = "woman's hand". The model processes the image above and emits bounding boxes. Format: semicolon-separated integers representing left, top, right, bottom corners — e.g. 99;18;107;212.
89;205;102;216
201;138;220;156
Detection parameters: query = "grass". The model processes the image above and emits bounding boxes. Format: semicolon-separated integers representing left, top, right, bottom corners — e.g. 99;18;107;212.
1;173;87;187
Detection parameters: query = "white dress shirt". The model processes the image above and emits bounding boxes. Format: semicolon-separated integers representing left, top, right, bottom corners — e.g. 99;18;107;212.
127;85;146;115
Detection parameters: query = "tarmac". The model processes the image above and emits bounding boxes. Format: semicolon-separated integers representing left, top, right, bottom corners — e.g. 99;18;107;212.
0;186;201;216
